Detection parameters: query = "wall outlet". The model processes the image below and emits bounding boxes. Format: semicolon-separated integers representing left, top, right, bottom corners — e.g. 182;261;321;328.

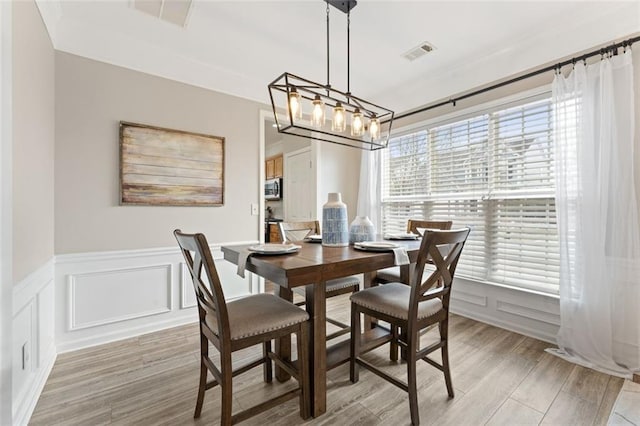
251;203;259;216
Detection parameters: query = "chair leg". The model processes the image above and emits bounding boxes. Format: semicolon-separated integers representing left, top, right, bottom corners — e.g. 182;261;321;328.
194;335;208;418
194;359;207;418
350;303;361;383
407;330;420;426
390;325;399;362
220;350;233;426
263;340;273;383
400;327;408;361
297;322;311;420
440;319;454;398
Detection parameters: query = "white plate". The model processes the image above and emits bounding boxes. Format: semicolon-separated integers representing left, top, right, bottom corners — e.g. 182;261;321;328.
305;234;322;243
385;233;419;240
354;241;400;251
248;244;301;255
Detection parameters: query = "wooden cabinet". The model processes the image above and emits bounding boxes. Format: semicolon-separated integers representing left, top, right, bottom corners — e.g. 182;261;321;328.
274;156;283;178
266;154;283;179
269;223;282;243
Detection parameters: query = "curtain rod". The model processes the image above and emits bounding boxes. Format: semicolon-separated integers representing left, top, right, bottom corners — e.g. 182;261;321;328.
393;35;640;122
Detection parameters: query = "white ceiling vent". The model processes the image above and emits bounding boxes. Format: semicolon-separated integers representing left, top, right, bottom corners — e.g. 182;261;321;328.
132;0;193;28
402;42;436;62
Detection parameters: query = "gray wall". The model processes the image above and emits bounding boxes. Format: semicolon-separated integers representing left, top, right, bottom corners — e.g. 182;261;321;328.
12;0;54;283
317;141;361;224
55;52;265;254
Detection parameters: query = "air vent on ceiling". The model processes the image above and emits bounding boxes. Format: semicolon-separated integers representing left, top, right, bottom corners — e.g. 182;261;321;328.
132;0;193;28
402;41;436;62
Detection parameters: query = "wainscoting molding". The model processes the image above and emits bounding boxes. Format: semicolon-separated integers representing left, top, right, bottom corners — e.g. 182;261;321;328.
12;258;56;426
54;241;258;354
450;277;561;344
67;264;173;331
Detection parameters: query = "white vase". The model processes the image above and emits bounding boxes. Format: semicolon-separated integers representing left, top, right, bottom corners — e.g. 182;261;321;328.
349;216;375;244
322;193;349;247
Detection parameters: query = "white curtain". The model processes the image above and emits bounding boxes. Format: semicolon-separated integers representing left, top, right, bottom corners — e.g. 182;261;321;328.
549;49;640;378
356;149;381;230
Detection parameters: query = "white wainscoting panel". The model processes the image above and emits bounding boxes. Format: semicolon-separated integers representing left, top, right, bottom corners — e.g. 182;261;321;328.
451;277;560;343
68;264;172;330
12;259;56;426
55;241;258;353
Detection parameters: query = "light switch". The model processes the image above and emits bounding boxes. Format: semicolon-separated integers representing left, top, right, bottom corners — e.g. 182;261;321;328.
251;203;259;215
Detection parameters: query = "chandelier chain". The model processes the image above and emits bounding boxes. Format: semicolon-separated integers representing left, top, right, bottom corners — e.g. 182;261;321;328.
326;2;330;88
347;11;351;97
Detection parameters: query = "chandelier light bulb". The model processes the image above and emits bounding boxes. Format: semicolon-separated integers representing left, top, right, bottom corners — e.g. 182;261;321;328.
288;87;302;120
369;116;380;140
332;102;346;132
351;108;364;137
310;95;325;128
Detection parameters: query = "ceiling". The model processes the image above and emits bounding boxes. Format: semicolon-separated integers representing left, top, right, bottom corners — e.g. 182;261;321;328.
37;1;639;115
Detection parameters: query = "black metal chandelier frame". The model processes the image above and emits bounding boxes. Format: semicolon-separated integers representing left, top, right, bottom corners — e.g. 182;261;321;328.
267;0;394;150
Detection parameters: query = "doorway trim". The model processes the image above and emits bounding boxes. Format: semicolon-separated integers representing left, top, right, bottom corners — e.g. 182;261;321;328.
0;0;13;422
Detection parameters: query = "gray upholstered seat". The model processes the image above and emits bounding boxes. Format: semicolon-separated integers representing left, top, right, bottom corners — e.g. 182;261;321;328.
350;282;442;321
206;293;309;341
375;266;402;283
293;276;360;296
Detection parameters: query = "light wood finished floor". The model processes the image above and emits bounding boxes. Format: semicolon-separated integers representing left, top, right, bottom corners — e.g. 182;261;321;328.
31;292;622;425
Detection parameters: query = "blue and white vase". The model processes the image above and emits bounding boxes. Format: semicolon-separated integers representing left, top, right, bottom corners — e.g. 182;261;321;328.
349;216;375;244
322;193;349;247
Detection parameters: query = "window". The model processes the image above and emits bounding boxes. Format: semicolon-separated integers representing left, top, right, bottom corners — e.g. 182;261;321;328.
381;94;559;294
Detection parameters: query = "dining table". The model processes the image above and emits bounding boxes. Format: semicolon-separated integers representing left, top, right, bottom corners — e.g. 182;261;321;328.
221;237;423;418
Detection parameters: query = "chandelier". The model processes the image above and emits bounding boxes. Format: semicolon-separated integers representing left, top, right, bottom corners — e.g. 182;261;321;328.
268;0;394;150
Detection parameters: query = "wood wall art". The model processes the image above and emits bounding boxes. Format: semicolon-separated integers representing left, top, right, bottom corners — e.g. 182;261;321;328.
120;121;224;206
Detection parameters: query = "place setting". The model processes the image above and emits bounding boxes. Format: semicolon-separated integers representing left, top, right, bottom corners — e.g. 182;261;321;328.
353;241;410;266
236;243;301;277
383;232;420;240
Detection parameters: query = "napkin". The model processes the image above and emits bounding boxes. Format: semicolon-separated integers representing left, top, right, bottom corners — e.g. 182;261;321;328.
236;249;253;278
392;247;410;266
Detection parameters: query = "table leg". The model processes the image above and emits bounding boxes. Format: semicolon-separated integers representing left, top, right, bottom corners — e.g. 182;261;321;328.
305;282;326;417
275;286;293;382
399;264;413;361
363;272;378;330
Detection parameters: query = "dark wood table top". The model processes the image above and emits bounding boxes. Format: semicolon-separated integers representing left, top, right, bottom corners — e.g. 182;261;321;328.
221;238;422;287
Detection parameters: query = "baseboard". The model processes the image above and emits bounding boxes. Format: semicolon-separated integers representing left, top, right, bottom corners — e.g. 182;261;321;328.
56;313;198;354
12;348;56;426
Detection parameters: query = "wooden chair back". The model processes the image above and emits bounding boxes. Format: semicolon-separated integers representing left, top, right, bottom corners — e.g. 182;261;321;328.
408;228;470;332
174;229;229;349
278;220;320;242
406;219;453;235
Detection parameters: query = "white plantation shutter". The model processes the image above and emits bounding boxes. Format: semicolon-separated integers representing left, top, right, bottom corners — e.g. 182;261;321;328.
381;94;560;294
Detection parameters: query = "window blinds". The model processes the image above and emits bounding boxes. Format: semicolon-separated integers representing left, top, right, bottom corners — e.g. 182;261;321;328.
382;96;560;294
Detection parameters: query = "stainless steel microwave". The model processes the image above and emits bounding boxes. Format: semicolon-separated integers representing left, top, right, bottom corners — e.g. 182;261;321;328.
265;178;282;200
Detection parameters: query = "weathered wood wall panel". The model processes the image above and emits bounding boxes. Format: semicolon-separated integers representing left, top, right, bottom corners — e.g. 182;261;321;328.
120;122;224;206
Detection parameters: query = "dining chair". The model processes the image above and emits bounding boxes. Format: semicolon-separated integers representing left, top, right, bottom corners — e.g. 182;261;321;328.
349;228;470;426
375;219;453;285
278;220;360;340
174;229;310;425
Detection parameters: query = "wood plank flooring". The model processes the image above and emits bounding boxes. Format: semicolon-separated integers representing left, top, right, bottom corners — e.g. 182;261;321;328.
31;292;622;425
